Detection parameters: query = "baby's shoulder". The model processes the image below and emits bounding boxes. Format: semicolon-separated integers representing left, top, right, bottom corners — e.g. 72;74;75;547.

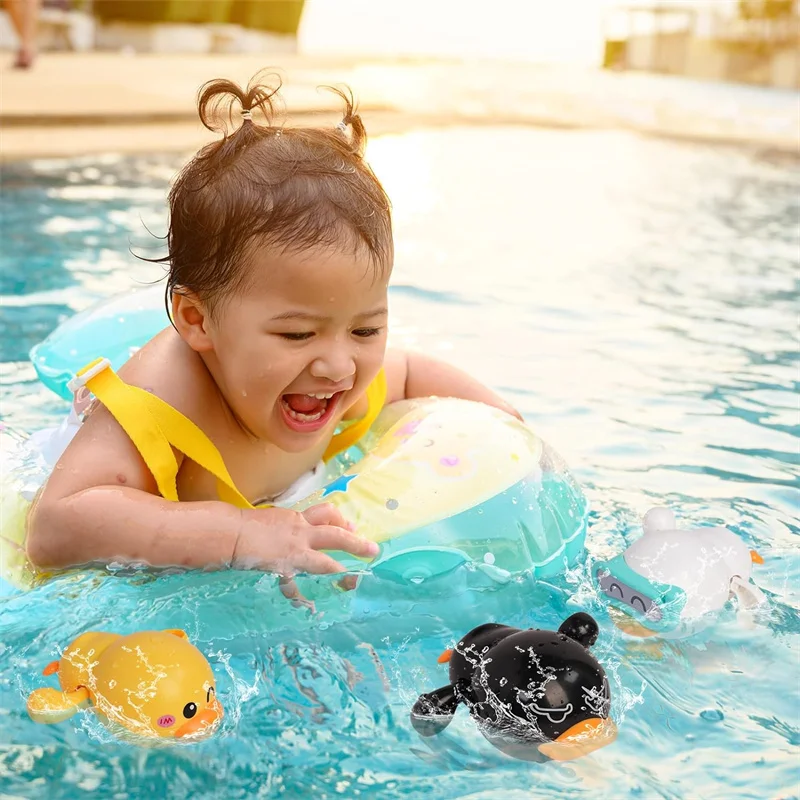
115;328;223;428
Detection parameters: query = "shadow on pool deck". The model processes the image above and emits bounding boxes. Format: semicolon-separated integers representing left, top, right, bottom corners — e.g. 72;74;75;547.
1;52;798;161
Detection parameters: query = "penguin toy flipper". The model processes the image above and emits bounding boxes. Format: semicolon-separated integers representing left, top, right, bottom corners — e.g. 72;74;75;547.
559;612;599;648
410;685;461;737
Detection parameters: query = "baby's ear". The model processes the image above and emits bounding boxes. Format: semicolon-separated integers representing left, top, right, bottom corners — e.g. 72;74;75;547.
171;291;214;353
164;629;189;640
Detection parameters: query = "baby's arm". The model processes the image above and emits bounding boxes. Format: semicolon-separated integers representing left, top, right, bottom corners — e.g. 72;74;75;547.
27;381;375;573
383;348;522;420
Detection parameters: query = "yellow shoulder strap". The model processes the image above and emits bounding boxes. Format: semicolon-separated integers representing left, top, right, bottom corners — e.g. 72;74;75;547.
322;368;387;462
75;359;387;504
77;359;255;509
77;360;180;502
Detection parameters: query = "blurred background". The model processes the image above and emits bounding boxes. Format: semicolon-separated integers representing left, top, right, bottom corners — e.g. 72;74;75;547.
1;0;799;79
0;0;798;163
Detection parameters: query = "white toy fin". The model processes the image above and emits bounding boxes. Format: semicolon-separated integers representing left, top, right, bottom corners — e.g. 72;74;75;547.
729;575;766;609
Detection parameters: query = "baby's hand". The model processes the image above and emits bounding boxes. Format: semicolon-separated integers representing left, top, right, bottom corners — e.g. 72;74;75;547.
231;506;376;575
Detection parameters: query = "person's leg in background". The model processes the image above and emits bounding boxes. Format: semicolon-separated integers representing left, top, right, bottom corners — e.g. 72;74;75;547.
5;0;41;69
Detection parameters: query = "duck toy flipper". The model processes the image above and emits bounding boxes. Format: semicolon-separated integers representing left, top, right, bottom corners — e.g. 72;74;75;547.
411;613;617;762
595;507;767;639
27;629;223;739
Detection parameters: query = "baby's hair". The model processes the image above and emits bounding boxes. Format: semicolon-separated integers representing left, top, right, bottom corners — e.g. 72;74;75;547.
161;71;393;314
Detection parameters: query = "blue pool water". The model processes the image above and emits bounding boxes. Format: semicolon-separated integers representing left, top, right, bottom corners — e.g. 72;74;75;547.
1;127;798;799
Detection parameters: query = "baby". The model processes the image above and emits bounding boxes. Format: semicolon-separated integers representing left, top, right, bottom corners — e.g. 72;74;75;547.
27;75;520;579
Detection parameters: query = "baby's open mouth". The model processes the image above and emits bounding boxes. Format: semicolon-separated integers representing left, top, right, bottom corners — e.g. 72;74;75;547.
280;391;342;431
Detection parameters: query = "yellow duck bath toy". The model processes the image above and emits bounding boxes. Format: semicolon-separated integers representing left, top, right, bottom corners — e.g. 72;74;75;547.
26;629;223;739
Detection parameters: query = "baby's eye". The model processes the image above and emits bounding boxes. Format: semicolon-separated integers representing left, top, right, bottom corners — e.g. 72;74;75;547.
352;327;382;338
279;332;314;341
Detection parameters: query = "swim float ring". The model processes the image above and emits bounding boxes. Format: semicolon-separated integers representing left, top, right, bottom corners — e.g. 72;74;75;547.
2;288;589;592
30;285;167;402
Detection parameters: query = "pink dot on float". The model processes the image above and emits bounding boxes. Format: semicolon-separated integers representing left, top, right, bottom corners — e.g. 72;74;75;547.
394;421;421;437
157;715;176;728
440;456;460;467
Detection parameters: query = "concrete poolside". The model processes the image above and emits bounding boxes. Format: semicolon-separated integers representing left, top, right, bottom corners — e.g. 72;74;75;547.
0;52;798;161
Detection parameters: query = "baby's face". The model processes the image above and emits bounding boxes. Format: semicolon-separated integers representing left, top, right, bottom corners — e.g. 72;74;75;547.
205;242;390;453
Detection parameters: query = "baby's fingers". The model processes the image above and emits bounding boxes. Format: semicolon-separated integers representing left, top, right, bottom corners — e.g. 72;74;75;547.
293;549;350;576
278;576;316;612
309;525;379;559
302;503;353;531
284;553;358;595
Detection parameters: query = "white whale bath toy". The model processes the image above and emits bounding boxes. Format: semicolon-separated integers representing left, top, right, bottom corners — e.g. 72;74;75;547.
594;507;766;639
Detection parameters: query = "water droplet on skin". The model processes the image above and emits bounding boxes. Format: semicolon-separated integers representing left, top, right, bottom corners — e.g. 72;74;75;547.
700;709;724;722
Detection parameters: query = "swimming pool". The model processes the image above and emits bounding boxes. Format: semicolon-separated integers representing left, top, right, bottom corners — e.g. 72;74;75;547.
1;126;798;799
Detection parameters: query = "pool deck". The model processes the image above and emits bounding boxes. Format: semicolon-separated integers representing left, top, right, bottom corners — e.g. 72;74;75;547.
1;52;798;161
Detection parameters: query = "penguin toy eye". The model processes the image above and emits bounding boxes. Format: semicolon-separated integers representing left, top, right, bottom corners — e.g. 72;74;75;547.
183;702;198;719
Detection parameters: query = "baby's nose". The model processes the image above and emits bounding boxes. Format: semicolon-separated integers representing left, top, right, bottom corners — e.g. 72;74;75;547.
310;350;356;383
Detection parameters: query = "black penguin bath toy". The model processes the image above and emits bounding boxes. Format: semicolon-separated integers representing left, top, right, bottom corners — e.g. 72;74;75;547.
410;612;616;762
